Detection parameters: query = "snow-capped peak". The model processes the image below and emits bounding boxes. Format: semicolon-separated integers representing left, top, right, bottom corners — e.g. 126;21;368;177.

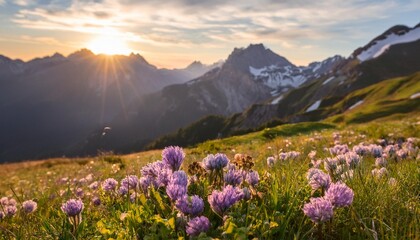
249;55;344;95
356;25;420;62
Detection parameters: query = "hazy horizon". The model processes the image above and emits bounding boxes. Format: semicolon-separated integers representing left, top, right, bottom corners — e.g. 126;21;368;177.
0;0;419;68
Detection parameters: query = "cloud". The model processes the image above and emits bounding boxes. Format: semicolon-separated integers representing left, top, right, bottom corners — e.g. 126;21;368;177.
10;0;420;50
13;0;36;6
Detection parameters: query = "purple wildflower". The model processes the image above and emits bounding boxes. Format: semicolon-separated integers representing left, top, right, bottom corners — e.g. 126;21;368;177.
157;167;173;187
139;177;152;193
288;151;301;160
89;181;99;190
337;154;348;165
75;188;84;198
169;171;188;186
396;149;408;159
352;144;369;156
175;195;204;216
58;177;69;185
186;216;211;236
325;182;354;208
101;178;118;192
203;153;229;171
0;197;8;206
208;185;244;216
224;168;244;186
242;187;251;201
130;192;137;203
345;151;361;168
375;157;387;167
7;198;16;207
92;196;101;206
5;205;17;217
278;152;288;161
308;150;317;160
267;156;276;167
329;144;349;156
140;161;172;187
61;199;84;217
22;200;37;214
369;144;383;158
121;175;139;189
372;167;388;178
384;145;397;155
303;197;334;223
85;174;94;182
118;185;129;196
324;158;338;172
141;161;165;178
175;195;190;214
166;183;187;201
246;171;260;186
162;146;185;171
307;168;331;191
78;178;87;185
311;159;322;168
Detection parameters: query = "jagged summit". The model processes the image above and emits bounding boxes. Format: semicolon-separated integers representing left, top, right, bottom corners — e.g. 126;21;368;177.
185;60;205;70
224;43;293;72
68;48;95;59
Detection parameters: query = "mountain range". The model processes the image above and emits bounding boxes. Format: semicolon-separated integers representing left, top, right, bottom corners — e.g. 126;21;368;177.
0;50;219;161
0;23;419;162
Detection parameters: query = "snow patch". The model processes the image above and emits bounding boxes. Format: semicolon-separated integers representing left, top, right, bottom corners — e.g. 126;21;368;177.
306;100;321;112
357;27;420;62
249;65;308;89
271;95;283;105
410;92;420;99
312;63;321;73
322;76;335;85
349;100;364;110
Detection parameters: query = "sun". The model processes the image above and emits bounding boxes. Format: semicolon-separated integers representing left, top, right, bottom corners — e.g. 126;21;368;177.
88;35;132;55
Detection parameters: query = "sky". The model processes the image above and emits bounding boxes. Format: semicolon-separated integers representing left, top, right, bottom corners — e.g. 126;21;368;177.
0;0;419;68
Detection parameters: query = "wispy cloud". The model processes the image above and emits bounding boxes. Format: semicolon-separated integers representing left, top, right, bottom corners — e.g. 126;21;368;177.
3;0;420;66
12;0;419;48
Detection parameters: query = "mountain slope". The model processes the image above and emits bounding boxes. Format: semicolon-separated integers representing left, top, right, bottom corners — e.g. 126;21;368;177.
227;25;420;131
0;51;216;162
147;71;420;149
84;44;340;155
146;24;420;149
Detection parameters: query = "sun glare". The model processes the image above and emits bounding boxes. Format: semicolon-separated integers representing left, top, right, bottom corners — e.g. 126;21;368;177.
88;35;132;55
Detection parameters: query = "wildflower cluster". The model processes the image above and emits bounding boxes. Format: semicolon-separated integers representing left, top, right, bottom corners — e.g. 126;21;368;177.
266;150;302;167
371;137;419;179
0;197;37;218
1;127;418;239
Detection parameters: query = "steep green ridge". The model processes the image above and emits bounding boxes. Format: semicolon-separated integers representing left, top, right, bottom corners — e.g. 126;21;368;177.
324;72;420;123
148;72;420;149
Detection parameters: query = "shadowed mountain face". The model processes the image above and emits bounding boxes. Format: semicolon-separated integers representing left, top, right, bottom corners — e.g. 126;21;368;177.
0;50;217;162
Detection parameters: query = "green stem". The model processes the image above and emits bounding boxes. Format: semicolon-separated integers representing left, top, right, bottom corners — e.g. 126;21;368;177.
317;223;323;240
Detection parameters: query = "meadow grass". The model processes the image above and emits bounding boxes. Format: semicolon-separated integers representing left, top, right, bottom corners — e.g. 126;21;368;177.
0;115;419;239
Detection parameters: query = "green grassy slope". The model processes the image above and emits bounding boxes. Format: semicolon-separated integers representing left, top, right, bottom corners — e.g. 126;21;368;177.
148;72;420;150
322;72;420;123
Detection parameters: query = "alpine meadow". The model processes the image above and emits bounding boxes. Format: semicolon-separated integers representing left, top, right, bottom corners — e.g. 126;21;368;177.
0;0;419;239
